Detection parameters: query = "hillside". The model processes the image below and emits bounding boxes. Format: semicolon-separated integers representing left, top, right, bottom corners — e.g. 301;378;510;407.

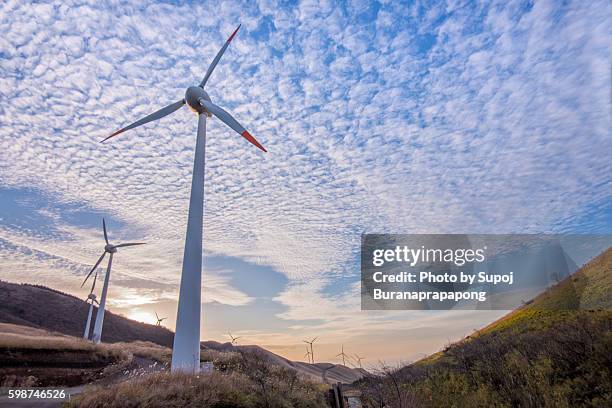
0;322;141;388
0;280;174;347
478;245;611;334
203;341;368;384
0;280;365;385
355;247;612;407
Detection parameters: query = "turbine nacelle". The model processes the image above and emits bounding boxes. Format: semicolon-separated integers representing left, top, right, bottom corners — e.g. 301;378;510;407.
185;86;211;114
81;219;145;289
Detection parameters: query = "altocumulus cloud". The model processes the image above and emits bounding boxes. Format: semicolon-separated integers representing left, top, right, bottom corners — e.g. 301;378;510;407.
0;0;610;350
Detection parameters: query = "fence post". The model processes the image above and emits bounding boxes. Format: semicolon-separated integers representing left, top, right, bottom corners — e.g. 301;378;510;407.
337;382;346;408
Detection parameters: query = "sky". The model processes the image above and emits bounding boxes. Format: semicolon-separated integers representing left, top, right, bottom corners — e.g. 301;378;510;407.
0;0;610;367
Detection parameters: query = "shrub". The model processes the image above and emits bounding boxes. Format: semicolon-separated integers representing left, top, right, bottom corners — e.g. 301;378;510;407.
69;350;328;408
356;311;612;408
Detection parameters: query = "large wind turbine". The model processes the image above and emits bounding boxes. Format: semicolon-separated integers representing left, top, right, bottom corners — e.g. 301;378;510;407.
82;219;145;344
101;25;267;373
82;270;99;340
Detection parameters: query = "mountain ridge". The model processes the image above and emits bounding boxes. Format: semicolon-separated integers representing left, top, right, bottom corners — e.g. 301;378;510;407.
0;279;175;347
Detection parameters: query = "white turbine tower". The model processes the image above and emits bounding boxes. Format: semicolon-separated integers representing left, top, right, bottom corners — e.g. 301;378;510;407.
101;25;267;373
81;219;145;344
304;346;312;364
82;270;99;340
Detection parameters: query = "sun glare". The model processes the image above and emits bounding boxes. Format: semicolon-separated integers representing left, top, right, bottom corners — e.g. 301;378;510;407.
128;311;155;324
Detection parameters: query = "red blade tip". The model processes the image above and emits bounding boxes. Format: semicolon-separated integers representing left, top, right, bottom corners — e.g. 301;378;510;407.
101;129;123;143
241;130;267;152
228;24;241;43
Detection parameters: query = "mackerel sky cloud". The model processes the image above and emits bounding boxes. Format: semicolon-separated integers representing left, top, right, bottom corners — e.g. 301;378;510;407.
0;0;610;363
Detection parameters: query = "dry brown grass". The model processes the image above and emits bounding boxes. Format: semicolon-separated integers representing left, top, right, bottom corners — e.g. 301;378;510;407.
69;350;330;408
0;323;132;387
71;371;254;408
0;322;59;337
0;323;129;361
108;340;172;363
1;331;95;351
70;370;328;408
201;348;242;369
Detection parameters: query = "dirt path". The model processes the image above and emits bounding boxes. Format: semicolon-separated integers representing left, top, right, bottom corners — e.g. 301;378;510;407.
0;356;165;407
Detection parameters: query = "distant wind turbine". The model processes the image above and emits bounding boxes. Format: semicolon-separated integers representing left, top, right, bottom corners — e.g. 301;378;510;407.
101;24;266;373
228;332;241;345
354;354;365;369
155;312;167;326
336;344;350;366
304;346;312;364
81;219;145;344
303;337;318;364
82;270;99;340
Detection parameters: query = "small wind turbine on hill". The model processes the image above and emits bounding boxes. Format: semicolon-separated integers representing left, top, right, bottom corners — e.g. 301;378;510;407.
304;346;312;364
102;24;267;373
353;354;365;369
81;219;145;344
228;332;241;345
82;270;99;340
155;312;167;326
336;344;350;366
303;337;318;364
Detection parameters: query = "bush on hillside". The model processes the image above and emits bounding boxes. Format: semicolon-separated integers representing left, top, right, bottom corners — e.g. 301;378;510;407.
69;349;328;408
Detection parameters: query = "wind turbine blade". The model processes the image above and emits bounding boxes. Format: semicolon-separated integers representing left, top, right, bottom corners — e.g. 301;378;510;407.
200;100;267;152
102;218;109;244
81;252;106;287
114;242;146;248
311;337;318;343
199;25;241;88
102;100;185;142
91;270;99;293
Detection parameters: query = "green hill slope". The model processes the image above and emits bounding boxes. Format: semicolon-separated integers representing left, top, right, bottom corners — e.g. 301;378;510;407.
478;247;611;336
356;247;612;407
